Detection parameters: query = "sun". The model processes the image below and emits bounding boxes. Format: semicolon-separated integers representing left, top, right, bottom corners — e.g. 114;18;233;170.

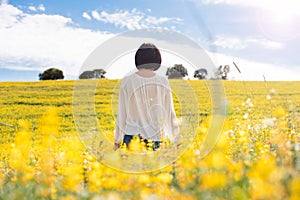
256;0;300;41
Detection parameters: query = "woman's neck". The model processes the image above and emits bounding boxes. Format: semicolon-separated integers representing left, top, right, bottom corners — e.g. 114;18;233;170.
136;69;155;77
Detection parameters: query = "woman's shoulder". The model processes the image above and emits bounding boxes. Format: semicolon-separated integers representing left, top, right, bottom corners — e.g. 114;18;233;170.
156;74;169;84
120;74;131;88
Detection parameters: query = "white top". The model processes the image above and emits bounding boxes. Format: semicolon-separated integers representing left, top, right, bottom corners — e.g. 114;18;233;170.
114;72;180;144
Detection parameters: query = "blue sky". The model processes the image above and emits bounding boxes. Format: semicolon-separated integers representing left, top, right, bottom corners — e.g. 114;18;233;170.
1;0;300;81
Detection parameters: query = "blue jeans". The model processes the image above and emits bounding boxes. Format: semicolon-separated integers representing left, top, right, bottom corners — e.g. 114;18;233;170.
123;134;161;151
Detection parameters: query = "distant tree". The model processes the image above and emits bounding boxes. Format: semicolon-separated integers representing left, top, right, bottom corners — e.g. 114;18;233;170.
39;68;64;80
166;64;188;79
194;68;208;80
79;71;94;79
222;65;230;80
214;65;230;80
93;69;106;78
79;69;106;79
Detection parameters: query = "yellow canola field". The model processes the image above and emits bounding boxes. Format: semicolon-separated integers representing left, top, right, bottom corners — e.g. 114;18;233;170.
0;80;299;199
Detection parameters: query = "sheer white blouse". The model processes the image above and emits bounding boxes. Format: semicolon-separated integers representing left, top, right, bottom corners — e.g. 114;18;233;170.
114;72;180;144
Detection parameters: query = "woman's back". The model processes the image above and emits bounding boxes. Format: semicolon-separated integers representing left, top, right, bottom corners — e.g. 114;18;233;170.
114;72;180;144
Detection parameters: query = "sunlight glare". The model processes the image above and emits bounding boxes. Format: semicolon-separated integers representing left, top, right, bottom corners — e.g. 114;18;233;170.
256;0;300;41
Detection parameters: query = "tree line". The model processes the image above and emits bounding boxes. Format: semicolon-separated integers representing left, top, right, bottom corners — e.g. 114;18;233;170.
38;64;231;80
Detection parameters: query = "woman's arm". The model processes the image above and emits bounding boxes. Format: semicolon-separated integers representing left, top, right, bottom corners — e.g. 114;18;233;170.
114;87;127;148
164;80;181;142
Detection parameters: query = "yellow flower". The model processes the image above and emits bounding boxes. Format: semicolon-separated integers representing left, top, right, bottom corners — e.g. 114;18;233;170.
289;176;300;200
272;106;287;118
205;150;228;169
249;178;283;199
201;172;227;190
228;161;244;181
128;135;144;153
156;173;173;184
138;174;152;184
59;195;78;200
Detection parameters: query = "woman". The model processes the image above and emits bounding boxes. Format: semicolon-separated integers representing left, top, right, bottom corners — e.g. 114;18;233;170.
114;43;181;151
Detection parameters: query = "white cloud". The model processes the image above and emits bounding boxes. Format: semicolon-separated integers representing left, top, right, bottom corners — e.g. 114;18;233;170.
38;4;45;12
145;16;182;25
0;3;23;27
82;12;91;20
212;35;284;50
28;4;45;12
0;4;113;76
212;36;246;50
28;6;36;11
90;9;183;30
91;10;100;20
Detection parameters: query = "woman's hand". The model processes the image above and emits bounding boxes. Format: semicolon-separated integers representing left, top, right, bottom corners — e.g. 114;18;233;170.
114;143;120;151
